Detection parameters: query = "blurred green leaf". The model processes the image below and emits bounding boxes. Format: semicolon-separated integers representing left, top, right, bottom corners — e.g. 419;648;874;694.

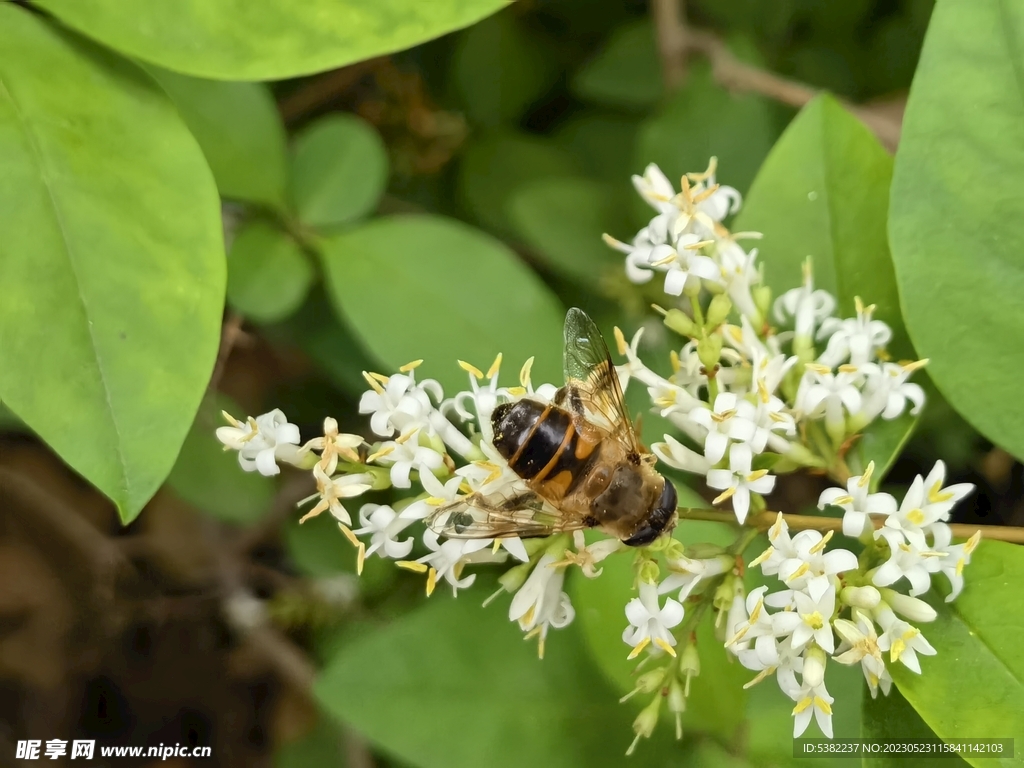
453;9;558;127
227;220;314;323
290;114;388;229
0;7;224;523
167;394;274;524
847;413;918;491
275;710;348;768
145;67;288;210
889;1;1024;461
734;95;908;354
265;288;382;397
34;0;510;80
458;131;579;234
507;177;629;287
636;63;776;197
317;590;686;768
553;113;641;184
571;508;750;743
319;214;565;394
572;20;663;110
892;541;1024;768
862;685;970;768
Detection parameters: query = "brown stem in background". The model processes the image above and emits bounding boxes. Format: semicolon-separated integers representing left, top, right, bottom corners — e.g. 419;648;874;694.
650;0;688;88
678;507;1024;544
278;59;382;125
208;310;246;394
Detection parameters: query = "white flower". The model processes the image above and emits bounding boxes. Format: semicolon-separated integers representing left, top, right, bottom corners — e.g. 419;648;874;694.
305;417;362;476
773;261;836;345
875;608;936;674
299;465;373;525
623;581;685;658
652;434;711;475
413;529;493;597
658;554;730;602
605;229;675;285
833;613;887;696
706;443;776;524
717;242;762;322
350;503;416;561
372;431;445;489
817;297;892;368
689;392;758;464
872;527;935;596
729;586;803;666
508;553;575;658
927;524;981;602
857;361;926;423
788;585;837;654
795;363;863;432
217;409;302;476
632;163;677;215
789;676;835;738
818;463;897;538
358;367;443;438
880;589;937;623
774;530;857;602
657;233;723;296
749;513;800;578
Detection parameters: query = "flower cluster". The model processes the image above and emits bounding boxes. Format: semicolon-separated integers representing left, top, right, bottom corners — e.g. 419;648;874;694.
214;157;983;753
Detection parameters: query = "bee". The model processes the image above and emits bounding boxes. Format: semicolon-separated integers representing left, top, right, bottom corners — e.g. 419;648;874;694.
427;308;677;546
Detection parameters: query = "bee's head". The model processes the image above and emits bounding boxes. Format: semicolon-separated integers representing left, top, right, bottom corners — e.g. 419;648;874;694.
622;480;678;547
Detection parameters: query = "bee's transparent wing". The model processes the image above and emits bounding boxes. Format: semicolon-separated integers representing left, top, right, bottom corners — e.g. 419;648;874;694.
426;489;589;539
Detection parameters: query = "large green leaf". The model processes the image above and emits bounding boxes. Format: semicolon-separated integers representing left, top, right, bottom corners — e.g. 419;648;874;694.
572;20;663;110
733;95;909;357
227;219;314;323
571;510;750;743
319;214;565;394
862;685;971;768
888;1;1024;461
145;67;287;209
289;115;388;230
457;132;579;234
166;394;275;524
891;541;1024;768
32;0;510;81
636;63;777;197
507;177;630;287
452;9;558;127
0;7;224;522
316;589;686;767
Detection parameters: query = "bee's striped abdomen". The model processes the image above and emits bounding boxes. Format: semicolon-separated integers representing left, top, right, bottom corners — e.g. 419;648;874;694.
491;400;602;500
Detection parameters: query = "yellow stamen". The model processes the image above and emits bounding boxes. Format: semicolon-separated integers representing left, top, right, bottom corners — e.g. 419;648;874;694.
955;557;965;576
220;410;242;427
769;512;785;540
361;371;385;395
749;546;774;568
399;359;423;372
654;638;677;657
683;238;715;250
492;539;503;554
831;494;854;506
858;461;875;488
505;386;527;397
855;296;865;314
425;567;438;596
789;562;811;580
519;356;535;388
757;378;770;404
487;353;503;379
710;408;736;423
458;360;484;379
367;445;394;463
368;371;390;384
965;530;981;554
928;481;954;504
805;363;831;375
813;696;833;715
906;509;926;525
613;326;628;355
712;487;737;505
356;542;366;575
809;530;833;554
890;638;905;662
743;666;776;689
801;610;824;630
669;350;681;373
747;469;769;482
651;252;677;267
748;597;764;623
424;496;446;506
397;560;428;573
903;358;929;372
792;697;812;715
627;636;651;660
395;429;416;445
838;364;859;374
339;524;360;548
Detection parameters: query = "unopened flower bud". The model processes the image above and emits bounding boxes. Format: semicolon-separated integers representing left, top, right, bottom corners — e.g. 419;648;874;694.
679;642;700;695
705;293;732;329
667;677;686;740
626;695;663;755
697;333;722;371
361;465;393;491
752;285;772;325
663;308;698;338
803;645;827;688
841;585;881;609
663;539;686;562
499;561;533;593
639;559;660;585
880;589;937;623
782;442;829;469
713;573;737;614
684;543;727;560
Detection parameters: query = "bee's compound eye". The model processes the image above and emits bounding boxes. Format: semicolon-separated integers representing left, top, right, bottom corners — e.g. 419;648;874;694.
656;480;677;516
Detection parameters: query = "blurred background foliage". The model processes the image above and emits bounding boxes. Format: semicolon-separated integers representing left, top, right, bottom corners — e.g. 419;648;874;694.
2;0;1022;766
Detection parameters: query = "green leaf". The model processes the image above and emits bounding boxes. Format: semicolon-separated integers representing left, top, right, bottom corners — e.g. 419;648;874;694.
572;20;663;110
507;177;630;287
166;394;274;524
274;710;348;768
891;541;1024;768
145;67;287;209
457;131;579;234
319;214;566;395
33;0;510;81
862;685;971;768
733;95;910;358
452;9;558;127
636;63;777;197
289;114;388;230
847;412;918;491
571;506;750;743
888;1;1024;461
316;590;685;768
0;7;224;522
227;220;314;323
